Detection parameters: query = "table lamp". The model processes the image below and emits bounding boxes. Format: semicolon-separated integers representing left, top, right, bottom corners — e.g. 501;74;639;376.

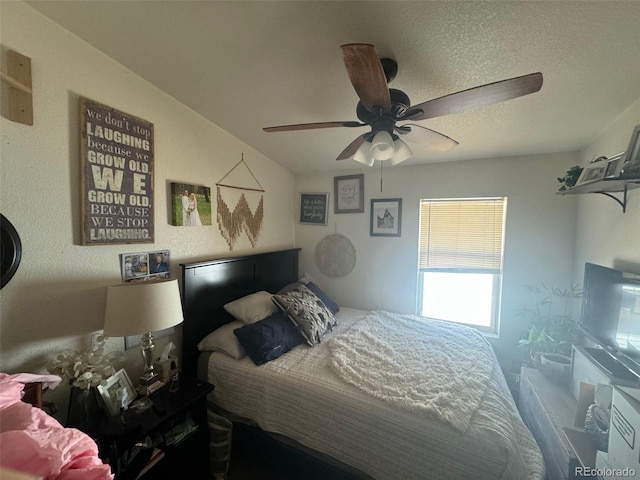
104;279;184;395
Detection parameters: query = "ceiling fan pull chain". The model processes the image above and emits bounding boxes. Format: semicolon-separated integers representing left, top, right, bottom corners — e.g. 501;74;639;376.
380;161;383;192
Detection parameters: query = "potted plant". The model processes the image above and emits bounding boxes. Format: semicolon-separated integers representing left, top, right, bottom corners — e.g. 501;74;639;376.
517;283;582;383
557;165;584;191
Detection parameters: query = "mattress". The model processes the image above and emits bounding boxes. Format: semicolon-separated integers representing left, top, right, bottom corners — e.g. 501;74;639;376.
204;308;545;480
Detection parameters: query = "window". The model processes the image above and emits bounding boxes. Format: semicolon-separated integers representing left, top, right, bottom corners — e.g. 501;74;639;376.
417;198;506;334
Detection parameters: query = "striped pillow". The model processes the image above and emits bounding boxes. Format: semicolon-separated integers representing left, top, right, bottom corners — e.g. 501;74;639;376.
272;284;336;346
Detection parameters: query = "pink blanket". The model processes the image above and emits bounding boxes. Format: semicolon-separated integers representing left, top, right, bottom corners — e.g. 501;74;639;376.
0;373;113;480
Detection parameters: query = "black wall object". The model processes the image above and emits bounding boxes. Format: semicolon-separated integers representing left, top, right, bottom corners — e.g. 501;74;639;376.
1;214;22;288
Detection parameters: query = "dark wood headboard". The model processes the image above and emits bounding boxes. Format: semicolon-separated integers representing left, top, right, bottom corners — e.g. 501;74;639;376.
180;248;300;377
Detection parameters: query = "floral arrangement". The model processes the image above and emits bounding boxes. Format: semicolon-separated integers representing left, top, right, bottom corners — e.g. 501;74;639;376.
46;333;126;389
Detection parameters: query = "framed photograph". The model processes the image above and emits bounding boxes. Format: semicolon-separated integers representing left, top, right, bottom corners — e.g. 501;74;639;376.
121;250;170;283
620;124;640;178
299;193;329;225
604;152;626;179
334;174;364;213
575;159;608;186
170;182;212;226
98;368;136;416
370;198;402;237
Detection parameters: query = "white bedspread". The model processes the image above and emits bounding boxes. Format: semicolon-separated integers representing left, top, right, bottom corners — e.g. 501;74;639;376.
205;308;545;480
329;310;494;432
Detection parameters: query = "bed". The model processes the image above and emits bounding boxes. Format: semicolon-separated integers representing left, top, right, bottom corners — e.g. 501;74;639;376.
181;248;545;480
0;373;114;480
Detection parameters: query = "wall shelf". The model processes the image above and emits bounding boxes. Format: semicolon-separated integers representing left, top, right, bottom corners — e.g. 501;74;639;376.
556;177;640;213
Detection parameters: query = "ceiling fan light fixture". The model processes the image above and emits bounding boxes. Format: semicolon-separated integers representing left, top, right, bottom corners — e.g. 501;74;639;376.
391;138;413;166
370;130;395;161
352;140;375;166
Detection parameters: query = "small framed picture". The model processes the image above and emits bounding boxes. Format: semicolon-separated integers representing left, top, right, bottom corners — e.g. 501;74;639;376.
98;368;136;416
604;152;626;179
299;193;329;225
620;124;640;178
370;198;402;237
575;159;608;186
334;174;364;213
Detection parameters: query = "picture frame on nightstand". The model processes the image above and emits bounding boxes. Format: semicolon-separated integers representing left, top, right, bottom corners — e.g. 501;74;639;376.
98;368;136;416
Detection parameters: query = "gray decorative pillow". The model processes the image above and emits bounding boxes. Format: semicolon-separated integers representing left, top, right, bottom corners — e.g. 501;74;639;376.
197;320;246;359
223;291;277;324
272;284;337;346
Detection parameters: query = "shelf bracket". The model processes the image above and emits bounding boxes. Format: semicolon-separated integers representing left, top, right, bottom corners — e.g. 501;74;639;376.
0;50;33;125
597;184;628;213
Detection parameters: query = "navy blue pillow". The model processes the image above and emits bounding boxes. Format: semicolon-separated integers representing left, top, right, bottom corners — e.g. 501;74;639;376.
233;312;305;366
305;282;340;314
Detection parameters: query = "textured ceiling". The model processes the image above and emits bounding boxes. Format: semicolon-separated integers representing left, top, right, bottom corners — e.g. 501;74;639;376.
26;1;640;174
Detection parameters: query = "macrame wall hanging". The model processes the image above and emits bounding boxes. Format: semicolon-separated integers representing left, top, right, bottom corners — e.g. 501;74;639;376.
216;154;264;250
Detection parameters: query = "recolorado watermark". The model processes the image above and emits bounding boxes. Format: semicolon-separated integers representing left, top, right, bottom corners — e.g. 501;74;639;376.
575;466;636;477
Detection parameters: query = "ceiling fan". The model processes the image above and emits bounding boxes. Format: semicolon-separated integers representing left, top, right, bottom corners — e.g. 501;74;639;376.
264;43;543;166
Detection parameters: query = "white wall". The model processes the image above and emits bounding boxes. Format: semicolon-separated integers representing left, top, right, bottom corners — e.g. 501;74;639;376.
0;2;294;417
296;152;580;368
574;98;640;278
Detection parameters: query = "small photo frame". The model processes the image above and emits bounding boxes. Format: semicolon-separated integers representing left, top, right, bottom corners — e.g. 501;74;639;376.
334;174;364;214
121;250;170;283
299;193;329;225
575;159;608;186
620;124;640;178
370;198;402;237
604;152;626;179
98;368;136;416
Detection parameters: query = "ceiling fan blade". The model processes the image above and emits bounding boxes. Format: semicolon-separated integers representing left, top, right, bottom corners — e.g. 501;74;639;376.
336;134;368;160
263;121;365;132
409;72;543;121
341;43;391;113
396;124;459;152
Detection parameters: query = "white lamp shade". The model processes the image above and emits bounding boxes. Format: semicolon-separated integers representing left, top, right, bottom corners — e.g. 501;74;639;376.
352;140;375;166
103;279;184;337
370;130;395;161
391;138;413;166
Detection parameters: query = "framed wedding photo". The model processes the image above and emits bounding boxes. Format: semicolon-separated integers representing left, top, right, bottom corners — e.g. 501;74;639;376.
299;193;329;225
370;198;402;237
98;368;136;416
334;174;364;214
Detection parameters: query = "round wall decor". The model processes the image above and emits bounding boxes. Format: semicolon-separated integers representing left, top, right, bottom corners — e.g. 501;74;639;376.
314;234;356;278
1;214;22;288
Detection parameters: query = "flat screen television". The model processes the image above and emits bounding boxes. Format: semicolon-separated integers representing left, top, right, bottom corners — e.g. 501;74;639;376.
580;262;640;373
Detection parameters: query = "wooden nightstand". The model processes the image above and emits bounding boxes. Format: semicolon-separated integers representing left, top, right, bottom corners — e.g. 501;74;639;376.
94;376;214;480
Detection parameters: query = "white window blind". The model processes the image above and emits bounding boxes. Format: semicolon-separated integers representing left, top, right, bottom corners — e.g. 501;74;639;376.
418;198;506;272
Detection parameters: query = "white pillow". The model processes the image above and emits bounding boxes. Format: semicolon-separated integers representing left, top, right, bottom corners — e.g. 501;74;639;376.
223;291;277;324
197;321;246;359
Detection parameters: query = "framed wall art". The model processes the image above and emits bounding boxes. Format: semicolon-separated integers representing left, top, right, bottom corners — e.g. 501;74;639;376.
370;198;402;237
170;182;212;226
79;97;154;245
299;193;329;225
334;174;364;214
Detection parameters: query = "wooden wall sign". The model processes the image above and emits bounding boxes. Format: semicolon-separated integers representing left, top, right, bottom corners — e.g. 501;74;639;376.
79;97;154;245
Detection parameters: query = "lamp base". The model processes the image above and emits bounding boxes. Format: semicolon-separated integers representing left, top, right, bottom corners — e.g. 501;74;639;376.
137;371;162;396
136;379;164;396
